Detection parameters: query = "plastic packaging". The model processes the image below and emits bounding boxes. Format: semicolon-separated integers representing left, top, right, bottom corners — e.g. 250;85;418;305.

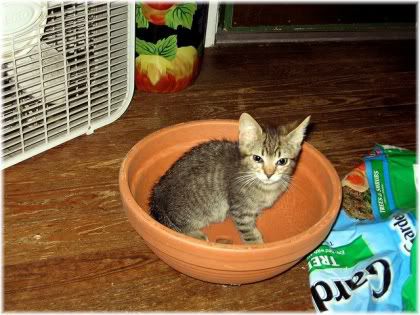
308;145;417;312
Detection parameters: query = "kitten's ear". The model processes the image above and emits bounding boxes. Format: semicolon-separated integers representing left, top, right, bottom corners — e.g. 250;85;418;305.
239;113;262;148
286;115;311;146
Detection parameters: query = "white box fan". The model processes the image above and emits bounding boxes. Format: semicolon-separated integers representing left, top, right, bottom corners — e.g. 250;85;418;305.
1;0;135;169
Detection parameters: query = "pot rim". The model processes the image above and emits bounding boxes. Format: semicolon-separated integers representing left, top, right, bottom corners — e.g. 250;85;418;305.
119;119;342;254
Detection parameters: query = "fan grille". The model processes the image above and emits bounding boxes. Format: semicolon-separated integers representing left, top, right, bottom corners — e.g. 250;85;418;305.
1;1;133;168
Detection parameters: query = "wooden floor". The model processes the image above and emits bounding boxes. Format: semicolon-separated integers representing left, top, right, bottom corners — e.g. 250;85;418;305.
3;40;416;311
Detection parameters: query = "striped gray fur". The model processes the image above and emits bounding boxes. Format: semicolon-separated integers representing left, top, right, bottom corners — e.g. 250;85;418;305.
149;113;310;244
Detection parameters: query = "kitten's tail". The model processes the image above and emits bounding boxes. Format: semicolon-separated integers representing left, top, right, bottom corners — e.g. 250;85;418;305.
149;203;182;232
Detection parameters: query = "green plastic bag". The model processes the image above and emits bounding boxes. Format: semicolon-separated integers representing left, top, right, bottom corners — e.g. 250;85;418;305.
402;237;417;311
365;145;416;220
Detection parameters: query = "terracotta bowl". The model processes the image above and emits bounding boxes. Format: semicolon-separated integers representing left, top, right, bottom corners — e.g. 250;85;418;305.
119;120;342;284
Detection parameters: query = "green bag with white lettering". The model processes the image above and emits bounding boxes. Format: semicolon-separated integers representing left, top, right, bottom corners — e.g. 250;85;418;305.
307;145;417;312
365;145;416;220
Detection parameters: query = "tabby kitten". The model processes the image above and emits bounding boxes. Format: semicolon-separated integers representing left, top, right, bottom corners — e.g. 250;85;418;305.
149;113;310;244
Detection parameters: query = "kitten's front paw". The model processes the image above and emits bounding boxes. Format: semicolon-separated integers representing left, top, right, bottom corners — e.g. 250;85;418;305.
242;228;264;244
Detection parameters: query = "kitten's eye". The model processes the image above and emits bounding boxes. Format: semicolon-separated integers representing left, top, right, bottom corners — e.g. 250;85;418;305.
253;155;263;163
276;158;288;166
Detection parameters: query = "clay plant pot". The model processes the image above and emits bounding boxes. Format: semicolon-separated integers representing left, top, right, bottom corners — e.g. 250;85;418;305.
119;120;342;285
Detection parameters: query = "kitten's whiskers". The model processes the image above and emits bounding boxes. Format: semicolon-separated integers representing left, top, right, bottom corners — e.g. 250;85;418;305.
234;172;258;191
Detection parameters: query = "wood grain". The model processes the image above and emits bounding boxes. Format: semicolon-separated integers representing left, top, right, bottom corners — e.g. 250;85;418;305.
230;4;415;27
3;40;416;311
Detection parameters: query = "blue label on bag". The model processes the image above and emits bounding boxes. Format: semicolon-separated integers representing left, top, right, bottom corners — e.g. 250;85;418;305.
308;211;416;312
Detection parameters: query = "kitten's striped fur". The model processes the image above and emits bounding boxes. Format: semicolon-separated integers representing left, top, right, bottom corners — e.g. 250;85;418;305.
150;113;310;243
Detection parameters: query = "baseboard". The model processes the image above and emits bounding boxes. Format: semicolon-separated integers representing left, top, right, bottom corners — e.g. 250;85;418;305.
216;29;415;44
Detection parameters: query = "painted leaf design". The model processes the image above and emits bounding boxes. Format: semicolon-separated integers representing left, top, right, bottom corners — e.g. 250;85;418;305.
165;3;197;30
135;36;177;61
135;38;157;56
135;5;149;28
155;35;177;60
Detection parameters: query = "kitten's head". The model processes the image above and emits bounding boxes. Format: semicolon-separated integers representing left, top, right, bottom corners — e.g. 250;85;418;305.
238;113;310;185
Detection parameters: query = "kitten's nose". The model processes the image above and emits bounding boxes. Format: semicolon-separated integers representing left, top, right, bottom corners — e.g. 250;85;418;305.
264;167;275;179
265;171;275;179
264;165;276;179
